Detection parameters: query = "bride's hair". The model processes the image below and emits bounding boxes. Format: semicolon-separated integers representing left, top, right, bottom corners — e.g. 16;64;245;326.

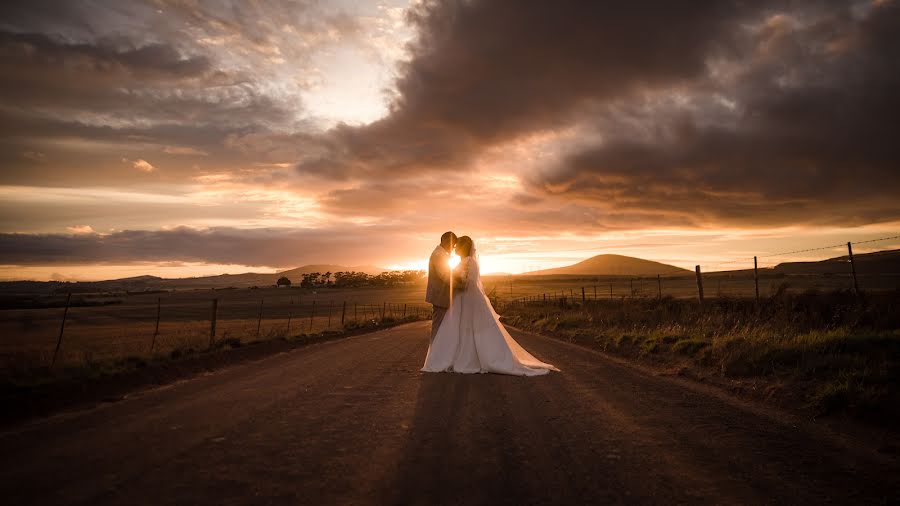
455;236;474;257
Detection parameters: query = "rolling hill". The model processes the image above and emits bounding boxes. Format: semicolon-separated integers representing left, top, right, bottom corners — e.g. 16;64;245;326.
523;254;689;276
0;264;390;295
773;249;900;275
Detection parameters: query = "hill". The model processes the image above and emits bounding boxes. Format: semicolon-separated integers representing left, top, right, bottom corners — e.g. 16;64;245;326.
523;254;689;276
773;248;900;275
0;264;390;295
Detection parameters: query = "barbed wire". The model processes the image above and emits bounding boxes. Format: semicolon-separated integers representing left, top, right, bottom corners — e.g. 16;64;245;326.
703;235;900;271
520;233;900;273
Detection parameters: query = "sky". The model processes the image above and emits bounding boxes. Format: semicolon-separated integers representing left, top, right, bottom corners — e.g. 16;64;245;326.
1;0;899;281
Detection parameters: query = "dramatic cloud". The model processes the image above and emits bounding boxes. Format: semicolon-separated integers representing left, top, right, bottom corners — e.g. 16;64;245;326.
528;1;900;226
0;227;416;267
297;0;753;178
1;0;898;278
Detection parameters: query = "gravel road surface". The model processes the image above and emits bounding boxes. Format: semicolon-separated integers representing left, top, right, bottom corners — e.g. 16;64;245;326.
1;321;897;505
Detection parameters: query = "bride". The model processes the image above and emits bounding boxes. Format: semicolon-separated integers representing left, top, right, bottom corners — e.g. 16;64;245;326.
421;236;559;376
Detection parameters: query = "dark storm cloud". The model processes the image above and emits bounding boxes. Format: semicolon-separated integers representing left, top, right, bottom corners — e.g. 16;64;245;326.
0;227;394;267
297;0;755;178
296;0;900;227
528;0;900;226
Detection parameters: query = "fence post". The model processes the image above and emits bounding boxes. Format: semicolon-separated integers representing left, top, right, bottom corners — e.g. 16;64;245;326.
847;242;860;296
209;298;218;347
581;287;586;304
609;283;613;299
695;265;704;307
593;285;597;300
256;298;264;337
403;303;407;318
150;296;161;353
657;275;662;300
753;256;760;304
354;303;357;321
381;302;387;322
341;301;347;326
287;297;293;334
630;278;634;297
51;292;72;367
309;300;316;331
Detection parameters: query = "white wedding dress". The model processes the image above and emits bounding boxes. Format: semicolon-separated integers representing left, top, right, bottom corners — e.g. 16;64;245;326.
421;255;559;376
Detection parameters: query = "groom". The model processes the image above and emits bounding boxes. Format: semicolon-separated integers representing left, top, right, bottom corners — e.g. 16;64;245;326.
425;231;457;342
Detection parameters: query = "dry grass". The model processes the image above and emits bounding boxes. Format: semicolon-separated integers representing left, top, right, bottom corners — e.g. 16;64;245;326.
0;285;431;371
501;289;900;422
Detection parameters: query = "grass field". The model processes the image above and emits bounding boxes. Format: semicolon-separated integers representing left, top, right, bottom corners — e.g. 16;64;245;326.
2;270;898;379
500;289;900;422
483;272;900;302
0;285;432;372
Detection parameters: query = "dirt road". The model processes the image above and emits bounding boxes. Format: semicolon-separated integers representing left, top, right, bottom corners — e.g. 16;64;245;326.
1;322;897;505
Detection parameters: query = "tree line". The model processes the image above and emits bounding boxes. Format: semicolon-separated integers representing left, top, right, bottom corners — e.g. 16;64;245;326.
277;270;426;288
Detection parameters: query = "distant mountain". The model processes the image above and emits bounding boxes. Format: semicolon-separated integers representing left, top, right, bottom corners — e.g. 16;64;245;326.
0;264;391;295
773;248;900;275
524;254;689;276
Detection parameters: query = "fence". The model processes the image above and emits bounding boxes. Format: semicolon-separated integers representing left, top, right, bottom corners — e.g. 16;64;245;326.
501;235;900;308
0;290;432;370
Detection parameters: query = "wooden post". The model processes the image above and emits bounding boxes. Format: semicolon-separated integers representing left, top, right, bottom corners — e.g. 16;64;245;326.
695;265;704;306
256;298;264;337
609;283;613;299
354;303;357;321
753;256;760;304
381;301;387;322
581;287;586;304
287;297;293;334
327;300;333;328
150;296;161;353
51;293;72;367
403;303;407;318
657;275;662;299
209;298;218;347
630;278;634;298
309;300;316;331
593;285;597;300
341;301;347;326
847;242;860;295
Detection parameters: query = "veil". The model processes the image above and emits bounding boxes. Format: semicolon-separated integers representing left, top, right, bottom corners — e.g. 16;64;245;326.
468;241;485;294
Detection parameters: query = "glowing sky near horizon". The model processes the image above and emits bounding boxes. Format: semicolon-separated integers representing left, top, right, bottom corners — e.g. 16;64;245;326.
1;0;899;281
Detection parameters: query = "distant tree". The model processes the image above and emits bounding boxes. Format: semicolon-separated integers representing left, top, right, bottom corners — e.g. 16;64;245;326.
276;276;292;287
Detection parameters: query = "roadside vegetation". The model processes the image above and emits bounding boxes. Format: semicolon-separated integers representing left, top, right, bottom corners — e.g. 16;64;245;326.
501;288;900;424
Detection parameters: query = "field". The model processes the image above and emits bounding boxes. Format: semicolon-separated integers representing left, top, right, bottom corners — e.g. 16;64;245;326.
2;269;898;380
483;271;900;302
500;289;900;421
0;285;432;373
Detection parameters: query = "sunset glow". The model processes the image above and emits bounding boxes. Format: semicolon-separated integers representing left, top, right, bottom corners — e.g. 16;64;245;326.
0;1;898;281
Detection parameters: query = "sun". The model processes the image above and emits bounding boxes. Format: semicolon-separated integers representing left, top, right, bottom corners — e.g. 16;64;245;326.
449;254;460;269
